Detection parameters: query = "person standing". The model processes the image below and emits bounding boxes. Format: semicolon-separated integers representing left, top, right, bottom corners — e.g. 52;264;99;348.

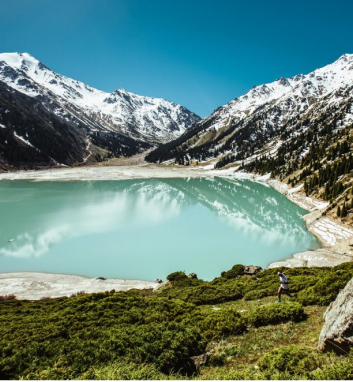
276;271;293;302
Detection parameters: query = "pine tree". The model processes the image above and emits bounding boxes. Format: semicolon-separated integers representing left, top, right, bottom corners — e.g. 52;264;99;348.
342;202;347;218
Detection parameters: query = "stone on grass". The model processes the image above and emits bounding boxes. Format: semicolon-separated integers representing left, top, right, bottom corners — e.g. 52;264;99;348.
318;277;353;355
244;265;262;275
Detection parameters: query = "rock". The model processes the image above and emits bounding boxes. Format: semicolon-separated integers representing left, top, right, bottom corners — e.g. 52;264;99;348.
154;279;163;284
96;277;106;281
318;277;353;355
190;353;210;368
187;272;198;279
244;265;262;275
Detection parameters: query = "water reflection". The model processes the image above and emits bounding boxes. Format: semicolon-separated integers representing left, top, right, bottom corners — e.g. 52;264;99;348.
0;178;319;278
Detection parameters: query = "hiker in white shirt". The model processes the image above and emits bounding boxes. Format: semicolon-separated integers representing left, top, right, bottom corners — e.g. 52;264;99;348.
277;271;293;302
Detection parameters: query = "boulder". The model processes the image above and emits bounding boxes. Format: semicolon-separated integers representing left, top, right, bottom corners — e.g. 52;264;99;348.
187;272;198;279
318;277;353;355
190;353;210;368
244;265;262;275
154;278;163;284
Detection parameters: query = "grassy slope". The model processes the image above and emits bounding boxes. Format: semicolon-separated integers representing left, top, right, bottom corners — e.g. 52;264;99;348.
1;264;353;380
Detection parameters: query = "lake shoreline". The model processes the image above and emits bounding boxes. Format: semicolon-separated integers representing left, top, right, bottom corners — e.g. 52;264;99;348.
1;163;352;300
0;272;159;300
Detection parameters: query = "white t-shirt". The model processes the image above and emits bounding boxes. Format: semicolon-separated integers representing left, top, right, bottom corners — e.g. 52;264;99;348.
279;274;289;289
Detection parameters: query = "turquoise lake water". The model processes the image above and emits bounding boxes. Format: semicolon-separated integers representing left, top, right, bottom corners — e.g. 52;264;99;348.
0;178;320;281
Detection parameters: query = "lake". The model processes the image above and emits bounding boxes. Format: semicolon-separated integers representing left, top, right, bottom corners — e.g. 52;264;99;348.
0;177;320;280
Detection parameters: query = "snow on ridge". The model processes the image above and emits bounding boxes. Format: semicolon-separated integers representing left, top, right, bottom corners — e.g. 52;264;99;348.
206;53;353;131
13;132;35;148
0;52;199;140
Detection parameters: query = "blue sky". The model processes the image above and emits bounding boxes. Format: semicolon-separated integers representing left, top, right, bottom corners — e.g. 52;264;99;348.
0;0;352;117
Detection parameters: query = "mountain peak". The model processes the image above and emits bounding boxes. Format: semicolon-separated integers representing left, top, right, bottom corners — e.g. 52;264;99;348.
0;52;40;68
0;51;200;145
337;53;353;62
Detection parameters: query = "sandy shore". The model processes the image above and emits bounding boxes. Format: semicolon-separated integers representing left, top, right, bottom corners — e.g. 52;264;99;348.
0;272;158;300
1;162;353;299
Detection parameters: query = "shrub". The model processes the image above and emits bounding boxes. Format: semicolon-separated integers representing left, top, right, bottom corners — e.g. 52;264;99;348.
159;282;243;305
296;268;353;306
243;288;274;300
258;345;321;378
0;292;205;379
311;349;353;380
123;322;206;374
198;309;246;340
0;294;16;301
257;345;353;380
166;271;188;282
220;264;245;279
70;291;87;297
82;361;169;380
246;302;306;327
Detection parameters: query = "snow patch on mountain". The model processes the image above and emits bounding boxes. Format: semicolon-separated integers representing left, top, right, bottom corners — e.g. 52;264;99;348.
204;53;353;131
0;52;200;143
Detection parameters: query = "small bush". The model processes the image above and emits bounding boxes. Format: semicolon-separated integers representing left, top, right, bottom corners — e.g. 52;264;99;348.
258;345;321;377
198;309;246;340
296;269;353;306
243;287;274;300
70;291;87;297
0;294;16;301
82;361;169;380
221;264;245;279
311;349;353;380
167;271;188;282
159;282;243;305
246;302;306;327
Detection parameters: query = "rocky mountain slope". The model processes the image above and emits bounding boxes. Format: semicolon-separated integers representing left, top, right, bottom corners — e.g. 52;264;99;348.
147;54;353;165
146;54;353;221
0;52;200;170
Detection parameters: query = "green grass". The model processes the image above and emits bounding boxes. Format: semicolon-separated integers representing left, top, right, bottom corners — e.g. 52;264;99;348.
1;263;353;380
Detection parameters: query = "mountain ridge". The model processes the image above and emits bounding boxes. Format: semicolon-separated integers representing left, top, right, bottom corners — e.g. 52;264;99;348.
0;52;200;170
146;53;353;223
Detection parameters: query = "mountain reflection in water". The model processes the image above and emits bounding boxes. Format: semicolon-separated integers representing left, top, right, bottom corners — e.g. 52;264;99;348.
0;178;319;280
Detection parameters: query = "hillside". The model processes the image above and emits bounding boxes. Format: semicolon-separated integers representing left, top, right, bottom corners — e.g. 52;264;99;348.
0;53;200;170
1;263;353;380
145;54;353;222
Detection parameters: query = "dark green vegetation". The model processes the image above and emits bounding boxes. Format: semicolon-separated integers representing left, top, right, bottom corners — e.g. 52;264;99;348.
1;263;353;380
244;121;353;220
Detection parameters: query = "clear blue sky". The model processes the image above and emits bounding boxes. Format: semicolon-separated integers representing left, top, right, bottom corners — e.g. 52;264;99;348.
0;0;352;117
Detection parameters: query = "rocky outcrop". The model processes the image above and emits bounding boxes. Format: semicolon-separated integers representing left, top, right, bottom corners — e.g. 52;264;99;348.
244;265;262;275
318;277;353;354
190;353;210;368
187;273;198;279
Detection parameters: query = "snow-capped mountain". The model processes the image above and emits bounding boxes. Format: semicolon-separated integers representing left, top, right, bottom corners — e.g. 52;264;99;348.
202;53;353;131
146;53;353;165
0;53;200;142
0;52;200;170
